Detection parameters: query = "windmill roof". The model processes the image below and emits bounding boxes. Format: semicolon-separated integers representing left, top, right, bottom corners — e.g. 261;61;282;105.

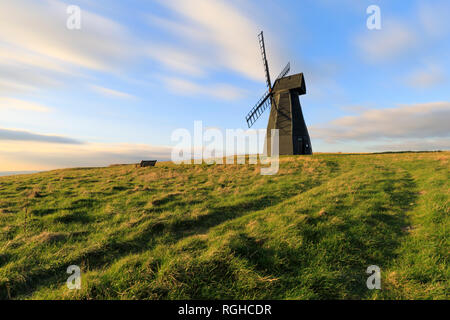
273;73;306;95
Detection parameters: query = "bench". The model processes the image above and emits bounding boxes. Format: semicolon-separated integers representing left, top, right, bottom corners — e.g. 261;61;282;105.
139;160;157;167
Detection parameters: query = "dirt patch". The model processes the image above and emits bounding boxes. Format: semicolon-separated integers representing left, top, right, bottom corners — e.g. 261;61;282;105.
31;231;68;244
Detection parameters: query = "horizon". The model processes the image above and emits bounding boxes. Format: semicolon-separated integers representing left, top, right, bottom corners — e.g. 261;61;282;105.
1;150;447;177
1;0;449;171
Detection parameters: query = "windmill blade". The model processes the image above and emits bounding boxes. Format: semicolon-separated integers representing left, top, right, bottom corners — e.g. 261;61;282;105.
275;62;290;81
258;32;272;91
245;90;271;128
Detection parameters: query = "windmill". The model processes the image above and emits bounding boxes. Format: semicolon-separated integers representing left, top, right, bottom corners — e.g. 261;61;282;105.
245;31;312;155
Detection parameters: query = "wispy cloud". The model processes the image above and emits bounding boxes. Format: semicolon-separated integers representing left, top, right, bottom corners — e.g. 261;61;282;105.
150;0;268;81
90;85;135;99
355;20;418;61
0;0;276;103
0;97;52;112
146;0;287;101
355;2;450;64
0;0;135;97
161;76;245;100
0;140;172;171
312;102;450;143
146;45;208;77
418;1;450;38
0;0;132;72
0;62;62;94
404;64;447;89
0;128;83;144
0;79;39;94
0;42;73;75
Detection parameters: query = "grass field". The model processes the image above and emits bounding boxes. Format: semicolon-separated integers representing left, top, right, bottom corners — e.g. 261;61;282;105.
0;152;448;299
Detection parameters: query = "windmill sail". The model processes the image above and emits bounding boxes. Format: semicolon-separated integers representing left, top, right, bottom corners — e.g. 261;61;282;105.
245;61;291;128
258;32;272;91
246;90;271;128
275;62;290;82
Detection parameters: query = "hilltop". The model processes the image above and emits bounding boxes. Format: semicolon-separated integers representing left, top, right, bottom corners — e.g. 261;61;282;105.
0;152;448;299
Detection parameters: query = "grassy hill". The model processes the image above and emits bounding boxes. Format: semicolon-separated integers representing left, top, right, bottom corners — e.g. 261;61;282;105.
0;152;448;299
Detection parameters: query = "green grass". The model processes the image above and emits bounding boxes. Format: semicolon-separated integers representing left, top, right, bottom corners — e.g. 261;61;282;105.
0;152;448;299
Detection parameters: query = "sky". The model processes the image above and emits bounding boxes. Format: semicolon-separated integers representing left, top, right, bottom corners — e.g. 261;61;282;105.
0;0;449;171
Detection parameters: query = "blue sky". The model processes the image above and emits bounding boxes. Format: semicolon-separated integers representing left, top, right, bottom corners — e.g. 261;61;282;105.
0;0;449;170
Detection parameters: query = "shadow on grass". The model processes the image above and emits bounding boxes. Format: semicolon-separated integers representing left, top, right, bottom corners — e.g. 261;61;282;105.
220;168;419;299
53;211;94;224
1;165;335;299
31;208;58;217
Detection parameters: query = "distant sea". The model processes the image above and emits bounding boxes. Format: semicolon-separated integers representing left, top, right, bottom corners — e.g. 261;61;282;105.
0;171;39;177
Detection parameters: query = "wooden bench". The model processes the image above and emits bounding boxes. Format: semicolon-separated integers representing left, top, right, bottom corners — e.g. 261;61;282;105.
139;160;157;168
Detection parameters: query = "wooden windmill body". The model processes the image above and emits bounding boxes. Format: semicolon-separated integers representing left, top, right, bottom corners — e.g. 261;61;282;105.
245;32;312;155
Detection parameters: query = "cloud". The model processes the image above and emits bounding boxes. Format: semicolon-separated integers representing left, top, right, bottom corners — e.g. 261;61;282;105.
356;20;418;61
418;1;450;38
404;64;447;89
0;140;172;171
0;97;52;112
0;79;40;95
356;2;450;63
149;0;283;81
0;0;132;72
367;138;450;152
161;76;245;100
0;0;135;96
0;63;62;94
0;0;283;102
311;102;450;143
0;42;74;75
90;85;135;99
340;105;369;113
146;46;208;77
0;128;83;144
145;0;292;101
